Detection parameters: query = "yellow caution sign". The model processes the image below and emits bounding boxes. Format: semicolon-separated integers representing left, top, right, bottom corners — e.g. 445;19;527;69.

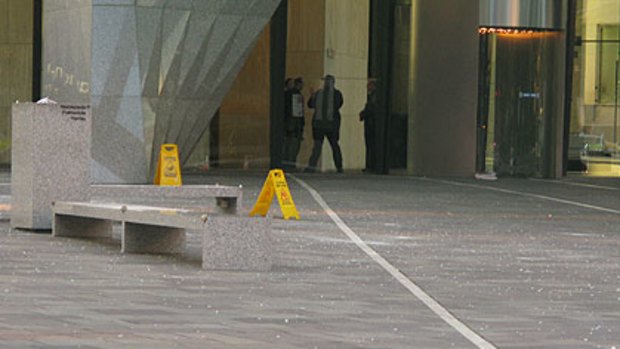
154;144;182;186
249;169;300;220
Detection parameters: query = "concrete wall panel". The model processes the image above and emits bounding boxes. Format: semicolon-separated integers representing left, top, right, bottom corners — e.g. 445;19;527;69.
0;0;8;44
323;0;368;171
8;0;33;43
409;0;479;177
0;0;34;164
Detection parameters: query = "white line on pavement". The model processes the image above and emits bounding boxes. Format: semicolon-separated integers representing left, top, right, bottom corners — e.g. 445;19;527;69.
423;178;620;215
529;178;620;192
290;175;497;349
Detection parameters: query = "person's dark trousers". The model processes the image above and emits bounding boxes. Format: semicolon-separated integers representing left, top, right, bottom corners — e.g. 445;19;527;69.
308;128;342;171
364;120;375;171
283;132;302;170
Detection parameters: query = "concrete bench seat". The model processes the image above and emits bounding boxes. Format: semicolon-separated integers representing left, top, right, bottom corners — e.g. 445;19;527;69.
52;201;271;271
90;184;243;214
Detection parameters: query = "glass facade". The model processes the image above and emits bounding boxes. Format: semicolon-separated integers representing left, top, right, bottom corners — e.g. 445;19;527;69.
3;1;620;178
186;27;271;171
568;0;620;176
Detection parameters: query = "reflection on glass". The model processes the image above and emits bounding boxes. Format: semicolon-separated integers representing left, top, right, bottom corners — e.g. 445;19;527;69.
185;27;271;171
569;0;620;176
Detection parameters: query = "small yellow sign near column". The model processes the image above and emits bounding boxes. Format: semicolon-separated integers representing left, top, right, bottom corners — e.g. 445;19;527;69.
154;144;182;186
250;169;300;220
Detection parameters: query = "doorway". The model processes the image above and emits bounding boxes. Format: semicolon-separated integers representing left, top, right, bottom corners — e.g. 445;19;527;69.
477;29;562;177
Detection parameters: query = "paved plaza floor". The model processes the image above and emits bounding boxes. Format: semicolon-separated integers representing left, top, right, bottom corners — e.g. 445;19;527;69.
0;170;619;348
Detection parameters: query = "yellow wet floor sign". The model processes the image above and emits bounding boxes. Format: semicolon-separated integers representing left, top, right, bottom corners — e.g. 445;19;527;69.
154;144;182;186
250;169;300;220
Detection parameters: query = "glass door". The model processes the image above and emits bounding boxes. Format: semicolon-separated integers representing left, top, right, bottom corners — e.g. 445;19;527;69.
477;29;562;177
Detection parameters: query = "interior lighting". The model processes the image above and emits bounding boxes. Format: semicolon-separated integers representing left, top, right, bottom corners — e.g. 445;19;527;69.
479;27;536;35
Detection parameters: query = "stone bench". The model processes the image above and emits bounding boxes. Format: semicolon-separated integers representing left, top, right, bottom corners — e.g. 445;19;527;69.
90;184;243;214
52;201;271;271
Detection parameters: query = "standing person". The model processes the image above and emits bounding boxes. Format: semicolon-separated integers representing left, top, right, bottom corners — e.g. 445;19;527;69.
305;74;344;173
283;78;294;124
359;79;376;172
283;78;294;130
283;77;306;170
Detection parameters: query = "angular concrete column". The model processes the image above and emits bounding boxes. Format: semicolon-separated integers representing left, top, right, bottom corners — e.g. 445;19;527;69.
43;0;282;183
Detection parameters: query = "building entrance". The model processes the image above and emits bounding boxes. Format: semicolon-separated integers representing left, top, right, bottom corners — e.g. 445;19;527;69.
477;30;562;177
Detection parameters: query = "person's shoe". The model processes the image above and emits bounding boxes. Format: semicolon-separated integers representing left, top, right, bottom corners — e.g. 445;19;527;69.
303;167;315;173
336;168;343;173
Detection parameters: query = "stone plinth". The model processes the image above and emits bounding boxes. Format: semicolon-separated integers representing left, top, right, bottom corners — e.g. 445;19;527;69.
203;216;272;271
11;103;91;230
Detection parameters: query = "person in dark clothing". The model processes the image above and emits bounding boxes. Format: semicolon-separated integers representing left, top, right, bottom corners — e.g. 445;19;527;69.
359;79;376;172
283;77;305;170
305;74;344;173
283;78;294;125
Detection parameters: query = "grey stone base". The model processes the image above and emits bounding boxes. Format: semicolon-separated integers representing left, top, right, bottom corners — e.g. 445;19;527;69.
203;216;272;271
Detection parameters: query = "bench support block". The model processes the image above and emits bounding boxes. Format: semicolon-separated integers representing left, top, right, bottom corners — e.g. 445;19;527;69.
203;216;272;271
122;223;185;254
53;215;113;238
215;197;238;214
